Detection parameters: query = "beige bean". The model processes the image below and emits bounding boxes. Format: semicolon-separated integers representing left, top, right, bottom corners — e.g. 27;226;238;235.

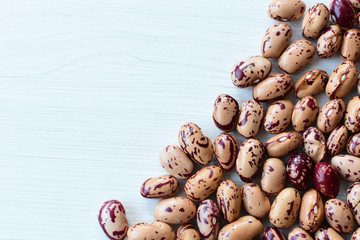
267;0;306;22
328;126;348;157
326;61;359;99
294;69;329;99
216;180;241;223
184;165;223;202
253;73;293;102
315;227;344;240
265;132;303;157
317;99;346;134
288;227;313;240
197;199;220;240
347;182;360;225
325;198;354;234
331;154;360;182
241;183;270;219
212;94;239;132
269;188;301;229
261;158;286;196
178;122;214;165
231;56;272;88
302;3;329;39
154;197;196;225
341;29;360;62
140;175;179;198
352;228;360;240
214;133;238;172
317;25;343;58
127;221;175;240
348;133;360;156
237;100;264;138
159;145;194;179
299;189;324;232
98;200;128;240
303;127;326;164
263;227;286;240
218;215;263;240
264;100;293;134
292;95;319;132
236;138;265;182
261;23;292;58
345;96;360;133
177;224;201;240
278;40;315;74
350;0;360;8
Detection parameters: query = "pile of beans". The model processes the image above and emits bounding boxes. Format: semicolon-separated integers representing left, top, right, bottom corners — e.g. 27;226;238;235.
97;0;360;239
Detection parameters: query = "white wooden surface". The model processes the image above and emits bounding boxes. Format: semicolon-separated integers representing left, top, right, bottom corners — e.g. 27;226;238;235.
0;0;357;239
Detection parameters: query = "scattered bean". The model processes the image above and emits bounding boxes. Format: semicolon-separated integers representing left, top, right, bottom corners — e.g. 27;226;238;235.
218;215;263;240
237;100;264;138
154;197;196;224
261;158;286;196
330;0;356;30
263;227;285;240
265;131;303;157
294;69;329;98
325;198;354;234
299;189;324;232
292;96;319;132
345;96;360;133
313;162;340;198
127;221;175;240
288;227;314;240
241;183;270;219
216;180;241;223
177;224;201;240
286;153;313;191
197;199;220;240
327;126;349;156
302;3;329;39
213;94;239;132
331;154;360;181
267;0;306;22
264;100;293;134
317;25;343;58
348;133;360;156
347;182;360;225
214;133;239;172
159;145;194;179
341;29;360;62
317;99;345;134
315;227;344;240
261;23;292;58
140;175;179;198
253;73;293;102
303;127;326;164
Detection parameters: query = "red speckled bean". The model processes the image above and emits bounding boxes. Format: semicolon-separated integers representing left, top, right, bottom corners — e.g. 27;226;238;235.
315;227;344;240
331;154;360;181
302;3;329;39
286;153;313;191
267;0;306;22
288;227;313;240
261;158;286;196
264;100;293;134
330;0;356;30
197;199;220;240
154;197;196;225
253;73;293;102
177;224;201;240
159;145;194;179
263;227;285;240
348;133;360;156
341;30;360;62
303;127;326;164
127;221;175;240
214;133;239;172
261;23;292;58
345;96;360;133
317;99;345;134
237;100;264;138
140;175;179;199
327;126;349;156
292;95;319;132
294;70;329;98
184;165;223;202
347;182;360;225
216;180;241;223
325;198;354;234
212;94;239;132
299;189;325;233
218;215;263;240
98;200;128;240
317;25;343;58
313;162;340;198
241;183;270;219
265;132;303;158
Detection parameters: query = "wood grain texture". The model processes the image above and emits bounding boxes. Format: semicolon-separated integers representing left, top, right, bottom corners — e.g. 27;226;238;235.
0;0;356;239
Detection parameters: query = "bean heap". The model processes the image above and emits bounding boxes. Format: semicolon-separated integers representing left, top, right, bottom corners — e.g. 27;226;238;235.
97;0;360;239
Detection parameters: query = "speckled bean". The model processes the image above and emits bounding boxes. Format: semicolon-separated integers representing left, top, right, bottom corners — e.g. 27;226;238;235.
315;227;344;240
326;61;359;99
278;40;315;74
265;132;303;157
127;221;175;240
294;69;329;98
261;158;286;196
286;153;313;191
352;228;360;240
302;3;329;39
241;183;270;219
184;165;223;202
303;127;326;164
347;182;360;225
159;145;194;179
154;197;196;225
177;224;201;240
351;0;360;8
292;95;319;132
140;175;179;199
345;96;360;133
218;215;263;240
178;122;214;165
261;23;292;58
263;227;286;240
267;0;306;22
325;198;354;233
216;180;241;223
327;126;349;156
98;200;128;240
269;188;301;229
341;29;360;62
330;0;356;30
264;100;293;134
237;100;264;138
236;138;265;182
317;25;343;58
197;199;220;240
299;189;324;232
348;133;360;156
253;73;293;102
214;133;239;172
317;99;345;134
331;154;360;181
288;227;314;240
231;56;272;88
213;94;239;132
313;162;340;198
